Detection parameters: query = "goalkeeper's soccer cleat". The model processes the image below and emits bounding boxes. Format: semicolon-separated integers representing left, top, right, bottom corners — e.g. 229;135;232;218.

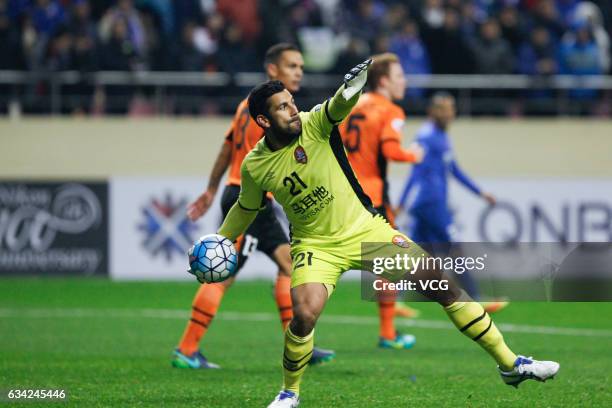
378;332;416;350
309;346;336;365
171;349;220;369
267;390;300;408
499;355;560;388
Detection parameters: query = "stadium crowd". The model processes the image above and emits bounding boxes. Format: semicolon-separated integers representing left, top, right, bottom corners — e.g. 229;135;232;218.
1;0;610;77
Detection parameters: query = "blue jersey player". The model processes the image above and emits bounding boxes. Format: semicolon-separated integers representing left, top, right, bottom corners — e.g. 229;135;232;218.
397;93;507;313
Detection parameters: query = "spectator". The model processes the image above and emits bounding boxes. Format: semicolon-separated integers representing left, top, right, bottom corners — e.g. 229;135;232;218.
390;20;430;76
499;5;526;52
574;1;610;74
288;1;330;73
179;21;203;71
459;0;487;38
422;0;445;29
382;2;409;33
424;8;475;74
216;0;260;44
100;16;139;71
0;0;24;69
331;37;369;75
471;18;514;74
99;0;146;56
139;0;174;36
69;0;96;39
1;0;611;117
530;0;565;40
173;0;204;36
556;0;580;26
21;13;46;69
31;0;65;36
215;23;257;73
341;0;386;44
517;26;558;75
287;0;323;31
179;19;217;71
390;20;430;99
558;21;602;98
46;27;72;70
257;0;292;54
7;0;30;21
372;34;390;55
69;0;97;71
139;6;167;70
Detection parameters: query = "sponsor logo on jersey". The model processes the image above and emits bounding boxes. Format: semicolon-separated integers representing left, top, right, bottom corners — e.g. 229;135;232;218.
294;146;307;164
392;234;410;248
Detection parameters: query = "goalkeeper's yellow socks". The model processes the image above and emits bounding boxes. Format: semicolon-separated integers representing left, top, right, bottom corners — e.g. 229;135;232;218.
178;283;226;355
282;327;314;394
444;294;516;371
275;275;293;331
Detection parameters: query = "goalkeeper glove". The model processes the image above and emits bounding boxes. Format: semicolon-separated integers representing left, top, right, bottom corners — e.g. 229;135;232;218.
342;58;372;100
187;267;206;284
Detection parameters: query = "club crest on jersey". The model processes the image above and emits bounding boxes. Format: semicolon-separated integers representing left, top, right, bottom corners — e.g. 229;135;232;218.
294;146;307;164
392;235;410;248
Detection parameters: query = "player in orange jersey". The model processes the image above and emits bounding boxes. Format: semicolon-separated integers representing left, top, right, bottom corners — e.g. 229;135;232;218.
172;43;335;369
340;53;424;349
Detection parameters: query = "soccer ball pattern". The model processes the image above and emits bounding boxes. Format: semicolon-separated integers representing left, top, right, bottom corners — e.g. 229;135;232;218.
188;234;238;283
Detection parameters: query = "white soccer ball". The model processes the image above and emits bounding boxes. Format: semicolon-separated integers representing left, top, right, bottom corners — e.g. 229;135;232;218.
188;234;238;283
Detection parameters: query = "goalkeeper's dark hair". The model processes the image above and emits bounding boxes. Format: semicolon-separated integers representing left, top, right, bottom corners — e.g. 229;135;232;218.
248;80;286;120
264;43;300;68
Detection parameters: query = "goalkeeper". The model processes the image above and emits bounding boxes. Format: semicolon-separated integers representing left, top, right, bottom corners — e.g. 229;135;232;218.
194;60;560;408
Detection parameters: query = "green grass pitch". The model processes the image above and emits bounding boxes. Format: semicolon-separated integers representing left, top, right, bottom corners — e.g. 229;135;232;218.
1;278;611;407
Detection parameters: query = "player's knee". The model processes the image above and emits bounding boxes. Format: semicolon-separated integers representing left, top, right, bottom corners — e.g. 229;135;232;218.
291;306;318;336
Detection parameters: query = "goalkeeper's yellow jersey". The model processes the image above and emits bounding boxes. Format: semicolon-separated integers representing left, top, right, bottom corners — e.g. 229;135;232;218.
237;100;378;243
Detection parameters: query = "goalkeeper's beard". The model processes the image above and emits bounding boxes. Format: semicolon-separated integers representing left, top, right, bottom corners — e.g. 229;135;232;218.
270;118;302;144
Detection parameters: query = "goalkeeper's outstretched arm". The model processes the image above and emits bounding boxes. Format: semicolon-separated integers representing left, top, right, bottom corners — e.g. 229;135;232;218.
217;202;258;242
325;59;372;124
217;162;263;242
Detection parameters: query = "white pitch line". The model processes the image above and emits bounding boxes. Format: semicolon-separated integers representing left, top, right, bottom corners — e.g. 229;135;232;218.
0;307;611;338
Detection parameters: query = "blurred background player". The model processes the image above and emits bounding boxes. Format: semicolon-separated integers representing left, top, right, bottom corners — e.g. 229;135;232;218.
395;93;507;313
173;43;335;369
339;52;423;349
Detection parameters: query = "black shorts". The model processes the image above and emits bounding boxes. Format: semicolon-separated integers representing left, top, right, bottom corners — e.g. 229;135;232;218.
221;185;289;273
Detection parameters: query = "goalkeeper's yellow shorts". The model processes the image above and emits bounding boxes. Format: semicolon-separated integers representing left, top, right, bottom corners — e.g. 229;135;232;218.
289;214;425;289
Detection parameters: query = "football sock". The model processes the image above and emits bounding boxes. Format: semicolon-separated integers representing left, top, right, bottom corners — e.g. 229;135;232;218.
282;327;314;395
178;283;226;355
275;274;293;331
378;288;397;340
444;294;516;371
